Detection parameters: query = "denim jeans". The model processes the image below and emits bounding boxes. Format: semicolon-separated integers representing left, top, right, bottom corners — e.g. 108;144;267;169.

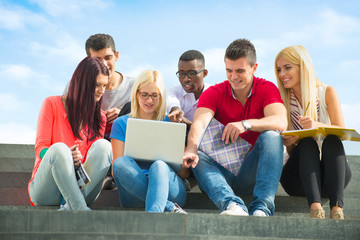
192;130;283;216
112;157;186;212
30;139;112;210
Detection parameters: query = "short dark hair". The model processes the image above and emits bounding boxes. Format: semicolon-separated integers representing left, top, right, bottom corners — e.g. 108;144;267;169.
179;50;205;67
225;38;257;66
85;33;116;55
67;57;109;141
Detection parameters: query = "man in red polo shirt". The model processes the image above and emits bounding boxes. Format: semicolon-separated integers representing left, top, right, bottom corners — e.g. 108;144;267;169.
183;39;287;217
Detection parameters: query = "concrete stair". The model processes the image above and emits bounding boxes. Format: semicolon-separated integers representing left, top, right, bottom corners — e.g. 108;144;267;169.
0;143;359;239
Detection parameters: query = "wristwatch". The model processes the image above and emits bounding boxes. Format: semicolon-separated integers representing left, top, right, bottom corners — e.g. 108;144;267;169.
242;120;251;131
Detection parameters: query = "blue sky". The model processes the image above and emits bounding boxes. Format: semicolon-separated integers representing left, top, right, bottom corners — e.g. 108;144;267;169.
0;0;359;155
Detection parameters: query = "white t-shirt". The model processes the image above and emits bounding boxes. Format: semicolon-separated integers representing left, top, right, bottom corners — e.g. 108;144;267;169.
63;72;135;111
166;83;212;122
101;73;135;111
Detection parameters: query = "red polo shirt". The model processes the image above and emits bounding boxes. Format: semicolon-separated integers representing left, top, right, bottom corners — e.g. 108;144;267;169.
197;77;283;146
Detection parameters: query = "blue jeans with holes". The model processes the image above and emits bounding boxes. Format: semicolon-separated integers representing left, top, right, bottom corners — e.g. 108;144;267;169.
192;131;283;216
29;139;112;210
113;157;186;212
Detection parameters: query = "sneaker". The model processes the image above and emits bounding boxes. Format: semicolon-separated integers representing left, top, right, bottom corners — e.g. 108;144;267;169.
102;176;117;190
220;202;249;216
172;203;187;214
252;210;267;217
58;202;71;211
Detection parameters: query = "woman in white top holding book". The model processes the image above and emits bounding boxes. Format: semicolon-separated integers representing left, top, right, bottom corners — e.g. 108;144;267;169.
275;45;352;220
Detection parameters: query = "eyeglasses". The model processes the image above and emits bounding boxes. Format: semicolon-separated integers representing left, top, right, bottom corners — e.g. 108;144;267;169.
137;91;160;100
176;69;205;79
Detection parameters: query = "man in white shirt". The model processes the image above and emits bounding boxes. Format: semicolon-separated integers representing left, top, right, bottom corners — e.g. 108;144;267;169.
167;50;211;126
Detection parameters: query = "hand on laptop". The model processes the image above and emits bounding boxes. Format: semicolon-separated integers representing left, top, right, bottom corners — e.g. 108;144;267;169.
168;107;184;123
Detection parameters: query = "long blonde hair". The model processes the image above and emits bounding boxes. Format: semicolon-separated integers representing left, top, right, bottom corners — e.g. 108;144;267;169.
275;45;323;129
129;70;166;121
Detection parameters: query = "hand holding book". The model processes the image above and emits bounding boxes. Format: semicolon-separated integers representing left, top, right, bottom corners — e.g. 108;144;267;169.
282;127;360;142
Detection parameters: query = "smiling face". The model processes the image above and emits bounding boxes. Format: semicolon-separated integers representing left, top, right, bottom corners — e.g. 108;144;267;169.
177;59;207;99
225;57;257;96
137;82;160;119
95;73;109;102
89;47;118;78
276;57;301;89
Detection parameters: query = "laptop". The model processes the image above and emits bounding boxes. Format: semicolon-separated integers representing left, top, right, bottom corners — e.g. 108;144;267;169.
124;118;187;172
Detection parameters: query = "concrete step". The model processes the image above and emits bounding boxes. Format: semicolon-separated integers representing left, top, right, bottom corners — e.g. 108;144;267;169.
2;188;359;220
0;172;30;188
1;144;359;239
3;233;303;240
1;207;359;240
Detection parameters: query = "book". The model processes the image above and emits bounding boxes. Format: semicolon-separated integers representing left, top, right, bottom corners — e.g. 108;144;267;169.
282;127;360;142
198;118;252;175
75;163;91;189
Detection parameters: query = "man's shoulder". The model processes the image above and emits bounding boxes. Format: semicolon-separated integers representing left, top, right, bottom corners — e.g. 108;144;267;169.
167;84;185;96
168;84;183;91
205;80;229;93
204;82;214;90
110;72;135;92
254;76;275;86
121;73;136;82
253;77;278;91
118;72;135;84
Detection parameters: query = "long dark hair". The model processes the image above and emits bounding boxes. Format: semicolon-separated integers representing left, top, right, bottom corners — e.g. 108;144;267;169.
66;57;109;141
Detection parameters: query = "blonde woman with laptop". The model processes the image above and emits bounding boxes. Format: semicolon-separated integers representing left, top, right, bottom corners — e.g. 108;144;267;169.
275;45;352;219
110;70;190;213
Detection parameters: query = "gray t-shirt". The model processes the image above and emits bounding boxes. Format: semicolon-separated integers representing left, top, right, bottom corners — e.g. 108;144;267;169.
101;73;135;111
63;71;135;111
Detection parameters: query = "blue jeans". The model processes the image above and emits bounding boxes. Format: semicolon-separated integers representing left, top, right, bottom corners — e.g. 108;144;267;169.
113;157;186;212
192;131;283;216
29;139;112;210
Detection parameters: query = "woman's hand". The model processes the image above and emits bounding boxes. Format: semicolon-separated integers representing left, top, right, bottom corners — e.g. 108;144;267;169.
281;135;299;147
70;144;83;166
298;116;318;129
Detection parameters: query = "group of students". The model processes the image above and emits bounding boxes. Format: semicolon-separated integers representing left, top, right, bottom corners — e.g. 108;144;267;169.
28;34;351;220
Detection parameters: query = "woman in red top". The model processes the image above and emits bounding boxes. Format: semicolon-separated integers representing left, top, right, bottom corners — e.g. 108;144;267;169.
29;57;112;210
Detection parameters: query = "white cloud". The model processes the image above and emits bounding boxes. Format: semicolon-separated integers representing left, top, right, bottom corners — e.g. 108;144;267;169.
0;94;25;111
30;0;111;17
0;64;64;92
125;64;154;80
342;103;360;155
277;8;360;47
29;33;84;63
202;48;227;84
0;5;25;30
0;3;48;30
314;9;360;46
0;123;35;144
340;59;360;71
252;8;360;59
342;103;360;130
203;48;225;72
0;64;33;85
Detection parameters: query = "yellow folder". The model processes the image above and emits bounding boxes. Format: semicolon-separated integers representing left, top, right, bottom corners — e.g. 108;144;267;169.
282;127;360;142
